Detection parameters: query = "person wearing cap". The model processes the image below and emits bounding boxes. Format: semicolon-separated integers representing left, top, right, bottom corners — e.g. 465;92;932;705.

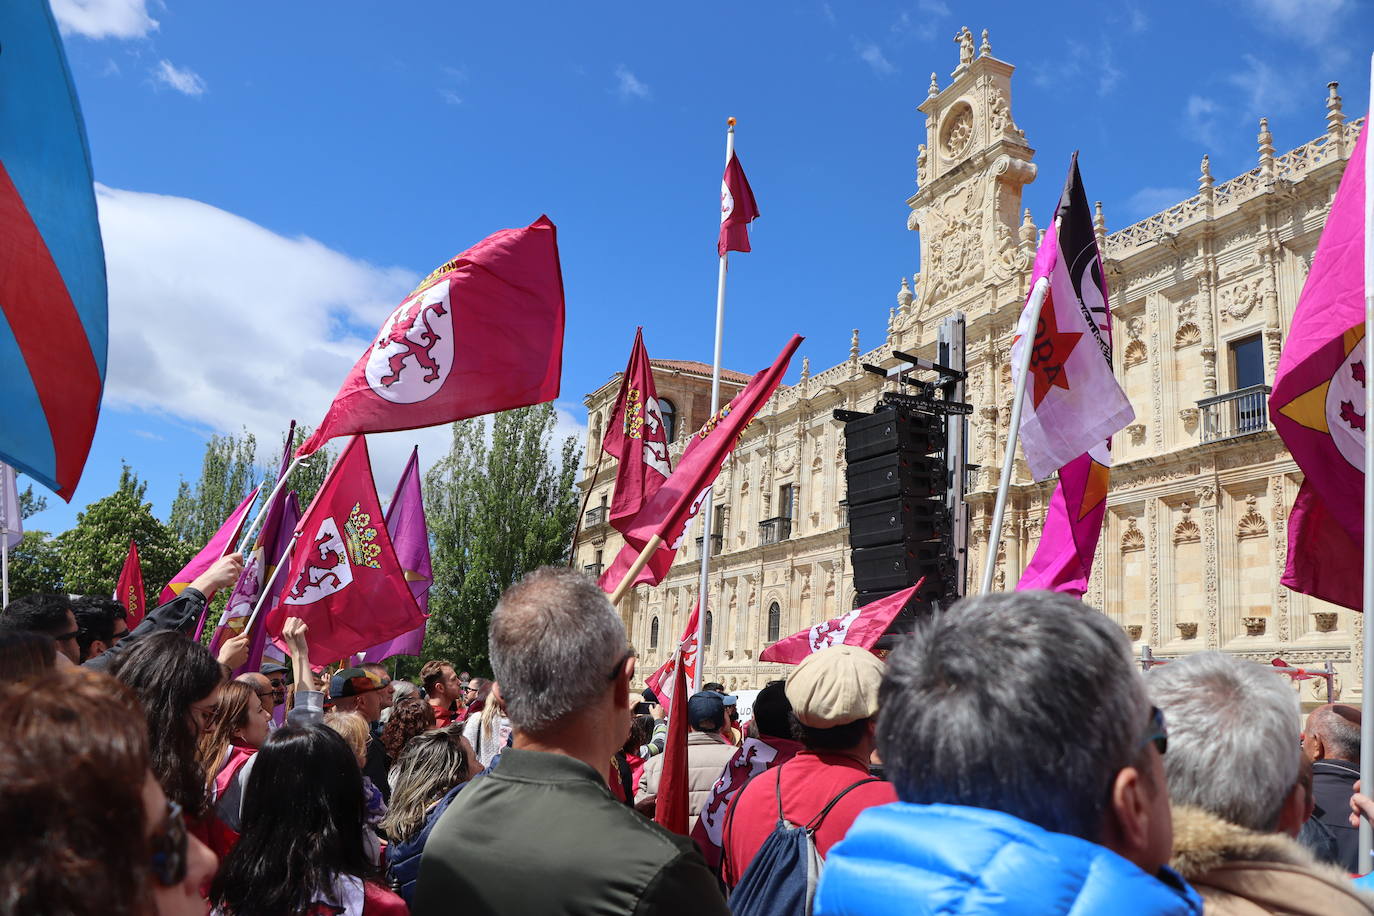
814;591;1197;916
332;667;393;803
720;644;897;887
636;690;742;830
261;661;290;708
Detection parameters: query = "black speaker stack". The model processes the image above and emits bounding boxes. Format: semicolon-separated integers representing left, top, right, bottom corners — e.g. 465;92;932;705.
841;396;959;624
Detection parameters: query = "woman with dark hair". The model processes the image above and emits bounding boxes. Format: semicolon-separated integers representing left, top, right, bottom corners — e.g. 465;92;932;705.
382;725;476;905
0;628;56;681
381;693;436;786
197;679;271;833
111;629;227;850
0;669;217;916
210;724;407;915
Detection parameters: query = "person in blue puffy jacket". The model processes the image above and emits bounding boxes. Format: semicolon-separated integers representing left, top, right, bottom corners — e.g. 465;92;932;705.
815;590;1202;916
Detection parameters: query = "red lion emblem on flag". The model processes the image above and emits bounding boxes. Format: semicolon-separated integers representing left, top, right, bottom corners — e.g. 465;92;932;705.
364;281;456;405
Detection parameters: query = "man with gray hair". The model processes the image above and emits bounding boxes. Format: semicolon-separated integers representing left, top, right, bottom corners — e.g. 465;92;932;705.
815;591;1199;915
1305;703;1364;873
413;567;727;916
1148;653;1372;913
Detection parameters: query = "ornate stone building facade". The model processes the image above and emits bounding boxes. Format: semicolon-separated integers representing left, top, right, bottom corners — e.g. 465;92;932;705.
575;29;1366;703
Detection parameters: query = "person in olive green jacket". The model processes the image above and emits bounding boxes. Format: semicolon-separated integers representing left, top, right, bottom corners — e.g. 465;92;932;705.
413;567;729;916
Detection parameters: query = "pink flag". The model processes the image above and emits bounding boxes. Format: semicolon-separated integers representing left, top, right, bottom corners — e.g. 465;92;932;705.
361;447;433;661
1012;156;1129;596
719;151;760;257
1009;155;1134;482
644;603;699;715
159;484;260;603
114;540;146;628
599;335;801;593
298;218;565;457
1270;123;1367;610
759;581;922;665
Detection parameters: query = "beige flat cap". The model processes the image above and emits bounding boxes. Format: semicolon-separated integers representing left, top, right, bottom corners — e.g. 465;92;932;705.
785;644;885;728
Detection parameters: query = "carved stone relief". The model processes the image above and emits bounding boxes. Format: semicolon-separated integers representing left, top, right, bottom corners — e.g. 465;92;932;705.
1219;277;1262;323
1175;322;1202;348
1173;504;1201;544
941;103;975;160
1121;517;1145;552
1236;494;1269;539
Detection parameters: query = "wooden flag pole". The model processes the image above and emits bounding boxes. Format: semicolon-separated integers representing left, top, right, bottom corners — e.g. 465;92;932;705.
236;457;303;558
1358;50;1373;875
980;274;1049;594
609;534;663;606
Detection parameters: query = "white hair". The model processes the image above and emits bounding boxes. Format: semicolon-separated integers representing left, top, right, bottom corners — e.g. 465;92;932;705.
1147;651;1300;831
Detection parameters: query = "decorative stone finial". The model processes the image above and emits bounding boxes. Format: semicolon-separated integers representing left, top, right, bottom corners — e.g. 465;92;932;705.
980;28;991;57
1019;207;1037;245
1327;81;1345;138
1199;154;1213;191
897;276;913;313
1093;200;1106;236
800;355;810;381
850;329;860;361
928;72;939;98
1257;118;1274;175
888;307;897;333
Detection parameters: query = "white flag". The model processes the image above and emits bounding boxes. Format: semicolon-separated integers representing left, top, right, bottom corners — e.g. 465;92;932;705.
0;463;22;549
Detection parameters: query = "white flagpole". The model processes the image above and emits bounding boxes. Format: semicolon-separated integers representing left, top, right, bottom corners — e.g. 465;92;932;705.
240;532;301;639
980;275;1050;594
236;456;304;558
693;117;736;693
1358;51;1373;875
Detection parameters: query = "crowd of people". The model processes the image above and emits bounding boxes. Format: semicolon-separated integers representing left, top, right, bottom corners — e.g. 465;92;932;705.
4;558;1374;915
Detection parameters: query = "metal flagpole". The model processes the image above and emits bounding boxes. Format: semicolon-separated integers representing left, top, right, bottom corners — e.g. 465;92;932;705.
240;532;301;639
693;117;736;693
1358;50;1373;875
2;533;8;608
980;275;1049;594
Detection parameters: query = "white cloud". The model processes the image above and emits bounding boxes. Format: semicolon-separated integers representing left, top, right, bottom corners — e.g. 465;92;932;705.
1126;6;1149;32
853;39;896;76
51;0;157;40
917;0;951;16
153;60;207;97
1238;0;1350;45
1032;40;1120;96
1225;53;1298;120
614;65;650;101
1183;94;1220;147
93;184;587;496
439;88;463;106
1127;186;1194;219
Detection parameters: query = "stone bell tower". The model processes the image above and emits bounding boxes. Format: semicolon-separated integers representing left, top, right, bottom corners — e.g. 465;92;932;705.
898;27;1038;342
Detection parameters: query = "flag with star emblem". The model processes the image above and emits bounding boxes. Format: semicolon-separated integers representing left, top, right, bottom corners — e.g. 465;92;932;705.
1013;155;1133;597
1270;122;1367;610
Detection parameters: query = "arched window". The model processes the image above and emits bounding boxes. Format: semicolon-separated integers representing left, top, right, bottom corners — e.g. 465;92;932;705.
766;602;781;643
649;616;660;649
705;611;713;646
658;398;676;443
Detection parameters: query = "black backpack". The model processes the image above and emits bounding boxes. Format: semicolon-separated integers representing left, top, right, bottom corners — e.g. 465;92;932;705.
725;765;876;916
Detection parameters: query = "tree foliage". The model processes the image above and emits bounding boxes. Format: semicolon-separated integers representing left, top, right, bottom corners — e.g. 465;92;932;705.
263;424;333;512
424;404;582;674
57;465;191;598
5;531;64;598
168;430;258;546
18;485;47;520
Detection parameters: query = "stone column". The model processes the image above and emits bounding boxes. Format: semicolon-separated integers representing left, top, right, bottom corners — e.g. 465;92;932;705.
1200;481;1221;650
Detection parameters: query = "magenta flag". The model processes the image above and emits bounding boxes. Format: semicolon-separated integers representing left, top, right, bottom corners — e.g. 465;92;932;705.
161;484;260;604
1017;443;1112;597
759;581;921;665
362;447;433;661
604;328;672;529
599;335;801;593
719;151;760;256
226;492;300;676
1270;124;1367;609
643;603;699;715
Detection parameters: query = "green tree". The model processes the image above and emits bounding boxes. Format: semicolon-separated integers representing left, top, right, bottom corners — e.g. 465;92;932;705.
424;404;582;674
263;424;333;512
58;464;190;598
18;484;47;520
168;429;258;546
5;530;64;598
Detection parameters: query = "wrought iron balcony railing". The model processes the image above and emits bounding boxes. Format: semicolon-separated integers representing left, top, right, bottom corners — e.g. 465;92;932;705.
759;516;793;546
696;533;723;557
1197;384;1271;444
584;505;607;528
583;563;603;578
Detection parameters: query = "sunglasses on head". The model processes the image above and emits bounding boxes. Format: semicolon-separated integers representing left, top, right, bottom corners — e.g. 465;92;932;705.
149;799;188;887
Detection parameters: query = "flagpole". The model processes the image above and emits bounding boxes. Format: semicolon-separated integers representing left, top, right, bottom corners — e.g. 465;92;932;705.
980;275;1050;594
568;456;604;568
1358;50;1373;875
689;117;736;693
2;534;8;608
237;456;304;558
610;534;664;606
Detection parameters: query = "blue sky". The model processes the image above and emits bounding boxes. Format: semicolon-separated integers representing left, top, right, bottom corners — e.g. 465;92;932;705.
25;0;1374;534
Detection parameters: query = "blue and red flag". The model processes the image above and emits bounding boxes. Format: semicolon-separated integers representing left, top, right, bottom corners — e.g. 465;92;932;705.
0;2;107;500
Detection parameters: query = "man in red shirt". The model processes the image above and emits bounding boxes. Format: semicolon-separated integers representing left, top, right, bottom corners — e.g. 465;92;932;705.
420;659;462;728
720;645;896;886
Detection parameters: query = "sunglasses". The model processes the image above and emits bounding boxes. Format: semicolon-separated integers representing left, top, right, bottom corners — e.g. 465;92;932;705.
269;679;285;689
606;649;634;682
149;799;188;887
1140;705;1168;756
53;629;80;643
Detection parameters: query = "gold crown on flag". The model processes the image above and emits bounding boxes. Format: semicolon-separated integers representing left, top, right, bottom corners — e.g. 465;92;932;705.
623;387;645;439
344;502;382;569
